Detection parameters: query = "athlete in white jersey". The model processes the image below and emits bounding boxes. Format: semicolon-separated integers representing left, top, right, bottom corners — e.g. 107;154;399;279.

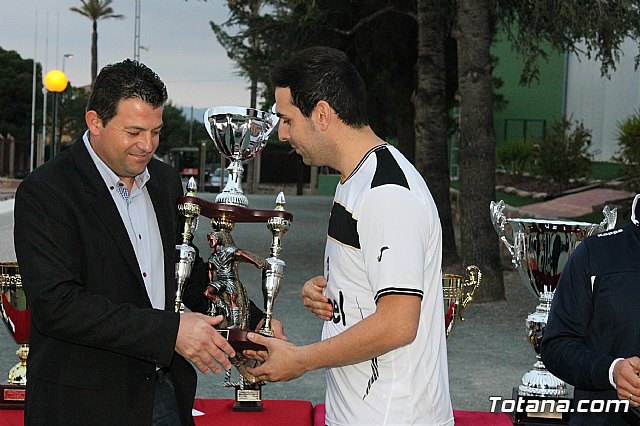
321;143;451;425
246;46;453;426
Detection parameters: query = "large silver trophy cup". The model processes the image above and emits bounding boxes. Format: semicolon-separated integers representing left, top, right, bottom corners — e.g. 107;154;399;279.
490;200;616;400
204;106;279;207
176;107;291;411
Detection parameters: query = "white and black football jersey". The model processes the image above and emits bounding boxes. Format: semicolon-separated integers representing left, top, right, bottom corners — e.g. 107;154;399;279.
322;144;454;426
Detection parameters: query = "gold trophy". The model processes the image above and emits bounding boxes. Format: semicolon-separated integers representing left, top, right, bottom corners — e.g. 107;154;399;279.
442;265;481;339
0;262;28;409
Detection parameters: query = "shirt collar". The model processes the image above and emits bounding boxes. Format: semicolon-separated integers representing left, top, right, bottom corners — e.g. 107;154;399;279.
83;131;151;191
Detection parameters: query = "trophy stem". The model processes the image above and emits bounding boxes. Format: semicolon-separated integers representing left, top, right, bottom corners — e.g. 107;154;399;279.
215;160;249;207
520;291;567;397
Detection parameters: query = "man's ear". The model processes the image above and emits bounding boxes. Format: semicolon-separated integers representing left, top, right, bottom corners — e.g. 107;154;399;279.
314;100;334;131
85;110;102;135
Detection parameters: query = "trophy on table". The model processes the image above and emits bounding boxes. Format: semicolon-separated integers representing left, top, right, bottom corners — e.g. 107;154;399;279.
442;265;481;339
0;262;28;409
175;106;292;411
490;200;616;424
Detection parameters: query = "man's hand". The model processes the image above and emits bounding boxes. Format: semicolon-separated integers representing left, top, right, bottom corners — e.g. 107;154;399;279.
301;276;333;321
175;313;235;374
245;332;307;382
614;357;640;407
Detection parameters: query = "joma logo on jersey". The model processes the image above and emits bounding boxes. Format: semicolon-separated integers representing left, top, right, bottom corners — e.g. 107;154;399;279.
328;291;346;326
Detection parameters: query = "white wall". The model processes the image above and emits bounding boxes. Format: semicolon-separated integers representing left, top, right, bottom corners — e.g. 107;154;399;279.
565;38;640;161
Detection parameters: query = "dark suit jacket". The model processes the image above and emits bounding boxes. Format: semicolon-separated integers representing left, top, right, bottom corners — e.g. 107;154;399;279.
14;138;210;425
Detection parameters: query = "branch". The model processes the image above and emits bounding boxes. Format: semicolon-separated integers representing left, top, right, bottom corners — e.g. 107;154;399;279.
331;5;416;36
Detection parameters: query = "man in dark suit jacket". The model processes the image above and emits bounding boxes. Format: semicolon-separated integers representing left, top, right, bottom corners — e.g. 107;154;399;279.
13;60;251;425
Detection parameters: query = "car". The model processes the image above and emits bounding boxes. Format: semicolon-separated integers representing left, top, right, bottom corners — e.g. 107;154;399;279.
207;168;229;188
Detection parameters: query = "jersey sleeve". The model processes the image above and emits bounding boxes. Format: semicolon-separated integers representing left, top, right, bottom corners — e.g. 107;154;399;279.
356;186;431;303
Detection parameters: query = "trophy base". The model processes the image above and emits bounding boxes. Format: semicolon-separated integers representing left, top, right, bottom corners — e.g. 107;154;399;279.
218;328;267;352
0;384;26;409
233;386;263;412
511;387;573;425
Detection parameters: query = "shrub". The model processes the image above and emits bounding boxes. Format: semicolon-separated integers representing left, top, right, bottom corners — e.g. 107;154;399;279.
497;139;533;179
614;111;640;193
533;117;593;193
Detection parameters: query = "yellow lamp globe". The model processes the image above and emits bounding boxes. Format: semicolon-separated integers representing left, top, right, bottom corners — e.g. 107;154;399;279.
44;69;68;92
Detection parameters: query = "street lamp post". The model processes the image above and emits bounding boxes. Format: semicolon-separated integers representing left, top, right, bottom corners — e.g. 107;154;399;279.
56;54;74;155
62;53;74;73
44;70;68;160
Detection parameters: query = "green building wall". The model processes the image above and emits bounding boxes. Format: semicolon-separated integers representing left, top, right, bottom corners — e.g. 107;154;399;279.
491;35;566;146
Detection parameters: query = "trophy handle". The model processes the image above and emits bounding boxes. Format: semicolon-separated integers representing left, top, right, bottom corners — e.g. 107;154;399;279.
599;205;617;232
490;200;516;256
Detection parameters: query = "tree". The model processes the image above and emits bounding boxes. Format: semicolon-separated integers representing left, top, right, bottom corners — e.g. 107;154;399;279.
211;1;419;148
496;0;640;85
454;0;504;301
0;47;43;141
415;0;460;271
58;85;90;146
70;0;124;88
157;102;208;158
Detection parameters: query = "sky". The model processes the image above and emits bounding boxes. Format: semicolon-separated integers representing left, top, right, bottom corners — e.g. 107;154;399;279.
1;0;252;115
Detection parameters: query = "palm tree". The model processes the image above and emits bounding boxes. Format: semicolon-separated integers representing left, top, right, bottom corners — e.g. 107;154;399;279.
70;0;124;88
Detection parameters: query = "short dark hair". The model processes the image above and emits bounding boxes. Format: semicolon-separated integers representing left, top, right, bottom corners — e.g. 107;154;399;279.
270;46;368;128
86;59;167;126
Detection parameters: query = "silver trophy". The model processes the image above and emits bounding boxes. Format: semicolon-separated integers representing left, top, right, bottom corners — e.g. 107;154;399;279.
174;178;200;313
175;170;293;412
490;200;616;398
204;106;279;207
261;192;290;337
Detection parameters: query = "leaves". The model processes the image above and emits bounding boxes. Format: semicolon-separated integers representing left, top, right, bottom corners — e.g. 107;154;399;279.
533;118;593;192
495;0;640;84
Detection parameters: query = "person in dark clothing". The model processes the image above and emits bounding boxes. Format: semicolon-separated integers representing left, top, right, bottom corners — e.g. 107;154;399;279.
542;194;640;425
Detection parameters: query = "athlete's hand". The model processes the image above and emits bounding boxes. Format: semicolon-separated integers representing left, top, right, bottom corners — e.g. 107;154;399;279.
244;318;288;362
245;332;307;382
301;276;333;321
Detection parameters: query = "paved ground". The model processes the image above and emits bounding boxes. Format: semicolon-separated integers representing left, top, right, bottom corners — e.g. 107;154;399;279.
517;187;633;219
0;186;634;412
